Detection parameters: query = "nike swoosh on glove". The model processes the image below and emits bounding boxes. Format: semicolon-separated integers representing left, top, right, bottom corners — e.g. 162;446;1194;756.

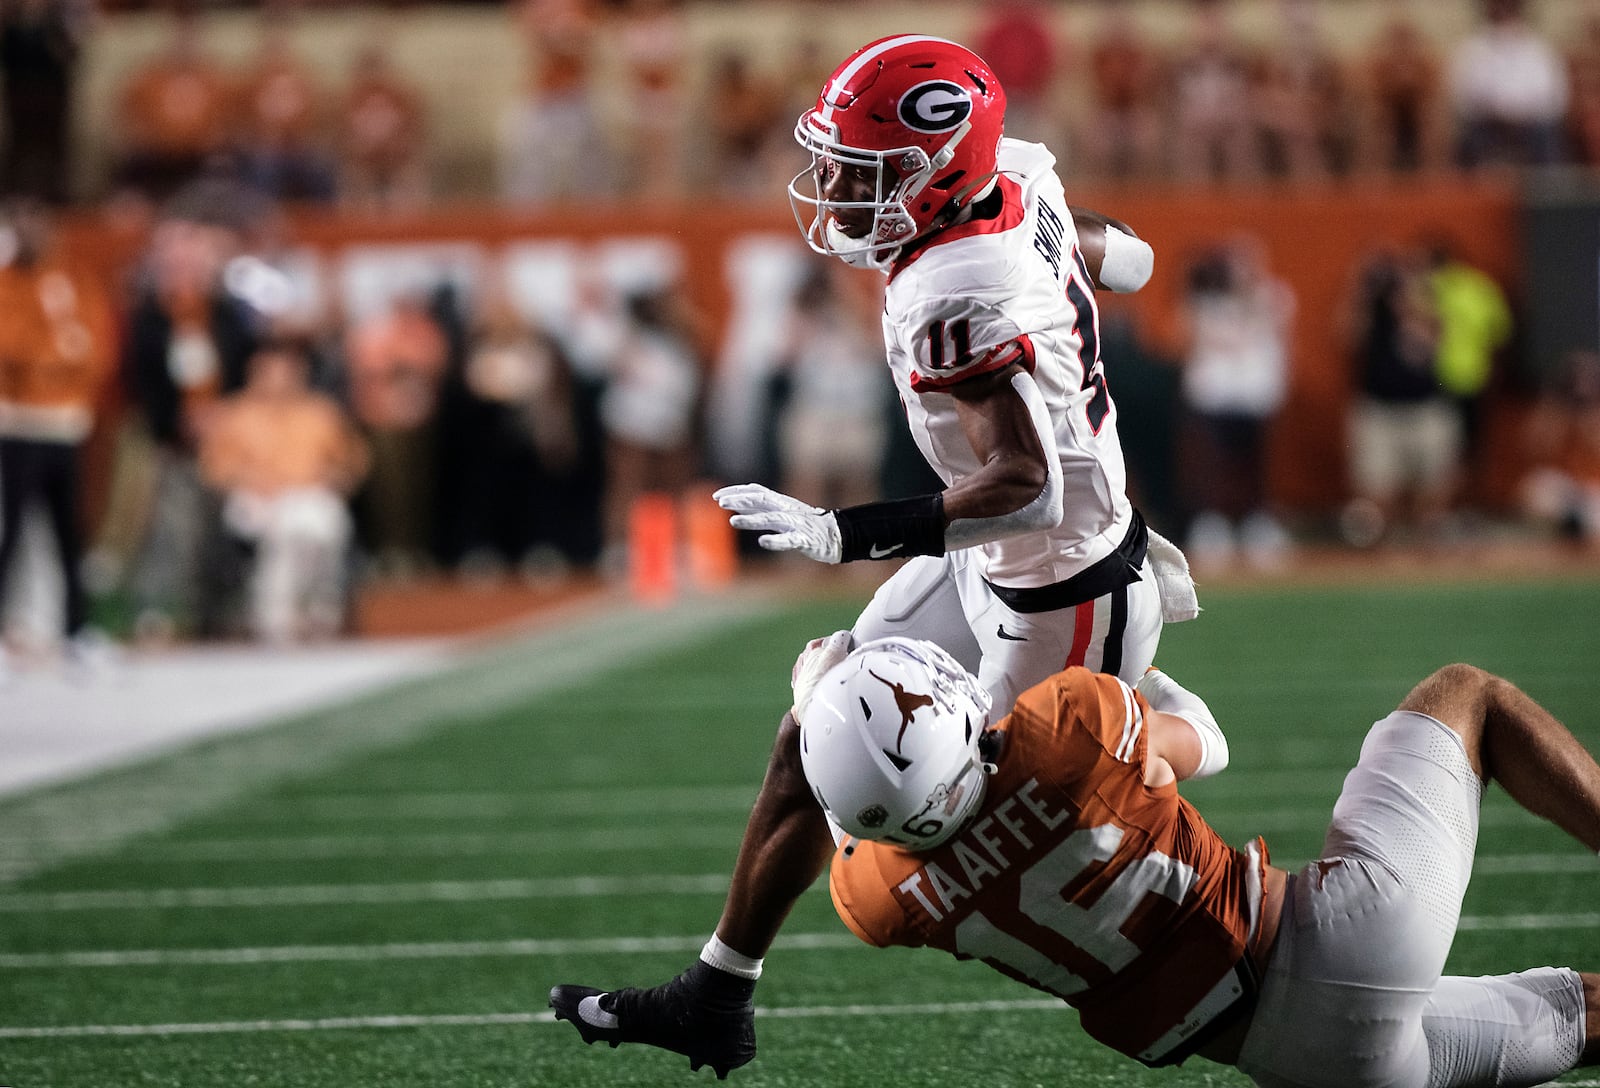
713;483;842;563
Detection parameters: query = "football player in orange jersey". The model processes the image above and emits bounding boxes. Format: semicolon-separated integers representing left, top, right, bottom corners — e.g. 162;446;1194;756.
555;634;1600;1085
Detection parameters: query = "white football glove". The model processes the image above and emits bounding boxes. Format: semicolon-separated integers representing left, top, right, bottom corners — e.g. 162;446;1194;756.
790;630;854;723
713;483;842;564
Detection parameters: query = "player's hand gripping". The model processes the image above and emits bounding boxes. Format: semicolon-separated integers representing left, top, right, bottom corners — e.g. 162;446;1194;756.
791;630;854;723
714;484;842;564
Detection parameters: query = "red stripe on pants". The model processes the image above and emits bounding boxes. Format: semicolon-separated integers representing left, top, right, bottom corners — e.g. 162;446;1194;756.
1065;600;1095;668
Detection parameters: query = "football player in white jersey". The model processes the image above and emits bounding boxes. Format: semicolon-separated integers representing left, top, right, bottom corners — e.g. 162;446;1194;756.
551;34;1196;1077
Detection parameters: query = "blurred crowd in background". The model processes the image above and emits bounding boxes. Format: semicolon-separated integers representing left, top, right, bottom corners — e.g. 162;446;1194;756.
3;0;1600;668
5;0;1600;208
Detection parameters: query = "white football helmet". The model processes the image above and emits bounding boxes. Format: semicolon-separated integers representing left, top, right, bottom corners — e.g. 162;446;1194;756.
799;637;992;851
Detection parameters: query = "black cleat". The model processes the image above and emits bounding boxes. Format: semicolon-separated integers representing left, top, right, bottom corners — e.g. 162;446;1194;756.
549;961;756;1079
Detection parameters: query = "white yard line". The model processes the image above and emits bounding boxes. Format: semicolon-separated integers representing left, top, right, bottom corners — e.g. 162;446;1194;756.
0;932;858;968
1455;913;1600;931
11;812;1583;870
210;785;759;823
1473;855;1600;875
3;911;1593;969
19;826;745;862
0;999;1067;1039
1;864;1592;914
0;873;733;912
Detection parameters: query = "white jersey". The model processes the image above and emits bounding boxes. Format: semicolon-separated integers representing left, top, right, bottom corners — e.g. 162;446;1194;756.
882;138;1133;589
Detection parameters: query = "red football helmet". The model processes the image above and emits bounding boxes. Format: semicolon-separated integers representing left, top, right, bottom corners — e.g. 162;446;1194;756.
789;35;1007;270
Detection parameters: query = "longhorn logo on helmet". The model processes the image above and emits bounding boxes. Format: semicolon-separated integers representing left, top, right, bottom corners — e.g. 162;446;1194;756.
869;669;936;751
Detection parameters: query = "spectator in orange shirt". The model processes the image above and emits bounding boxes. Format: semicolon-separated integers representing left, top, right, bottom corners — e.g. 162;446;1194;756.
1250;0;1351;180
701;51;787;198
201;339;367;643
337;42;427;212
1081;7;1164;181
233;21;336;204
344;291;449;577
1358;18;1449;174
0;199;116;661
113;9;232;203
1567;14;1600;168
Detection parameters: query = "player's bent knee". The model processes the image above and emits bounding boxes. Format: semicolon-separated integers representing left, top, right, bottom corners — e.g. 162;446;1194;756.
1397;664;1489;738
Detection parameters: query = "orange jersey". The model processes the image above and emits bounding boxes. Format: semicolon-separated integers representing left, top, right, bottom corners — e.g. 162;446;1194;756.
119;59;232;157
0;262;116;442
830;668;1267;1066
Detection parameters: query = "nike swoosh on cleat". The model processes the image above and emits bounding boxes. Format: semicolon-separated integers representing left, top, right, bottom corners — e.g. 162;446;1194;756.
996;624;1028;641
578;995;620;1030
869;543;904;558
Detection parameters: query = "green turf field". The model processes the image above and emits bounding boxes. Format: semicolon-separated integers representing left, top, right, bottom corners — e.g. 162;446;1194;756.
2;580;1599;1088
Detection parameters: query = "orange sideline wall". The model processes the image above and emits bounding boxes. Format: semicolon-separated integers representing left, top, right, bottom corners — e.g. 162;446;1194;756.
61;176;1523;519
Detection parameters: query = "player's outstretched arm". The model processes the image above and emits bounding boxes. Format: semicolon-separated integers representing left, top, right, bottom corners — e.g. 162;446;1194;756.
716;359;1069;562
1070;206;1154;294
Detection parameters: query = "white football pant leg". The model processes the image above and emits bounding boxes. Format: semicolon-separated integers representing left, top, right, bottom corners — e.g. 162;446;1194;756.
851;554;980;675
1239;712;1489;1088
1423;968;1587;1088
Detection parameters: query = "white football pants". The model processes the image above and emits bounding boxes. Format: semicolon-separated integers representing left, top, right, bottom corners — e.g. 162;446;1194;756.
1237;711;1588;1088
850;549;1164;711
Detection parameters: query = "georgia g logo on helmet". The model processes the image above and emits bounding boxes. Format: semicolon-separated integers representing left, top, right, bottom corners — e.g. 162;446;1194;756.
897;80;973;134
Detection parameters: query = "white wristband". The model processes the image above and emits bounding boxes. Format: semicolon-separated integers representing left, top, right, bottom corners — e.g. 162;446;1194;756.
1100;225;1154;293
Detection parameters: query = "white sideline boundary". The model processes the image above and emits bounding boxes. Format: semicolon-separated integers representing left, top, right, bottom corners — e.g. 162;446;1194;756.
0;999;1068;1039
2;911;1594;970
0;590;784;885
